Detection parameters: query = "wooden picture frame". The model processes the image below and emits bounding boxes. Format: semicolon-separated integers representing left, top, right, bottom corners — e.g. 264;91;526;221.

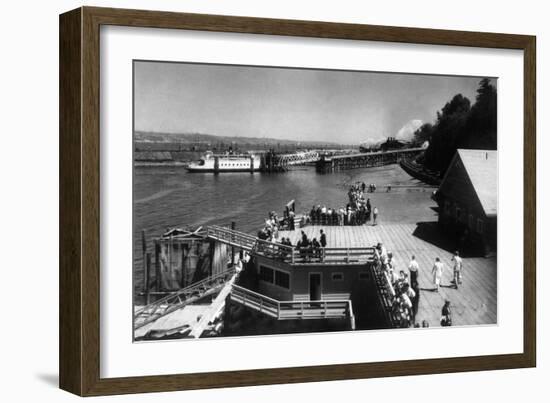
59;6;536;396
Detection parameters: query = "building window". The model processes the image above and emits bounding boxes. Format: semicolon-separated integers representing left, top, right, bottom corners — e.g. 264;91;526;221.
476;219;484;234
444;201;450;215
359;272;369;281
259;266;274;283
260;265;290;289
332;272;344;281
274;270;290;289
468;214;474;229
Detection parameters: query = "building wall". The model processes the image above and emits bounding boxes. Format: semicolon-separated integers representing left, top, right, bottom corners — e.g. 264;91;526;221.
439;196;496;254
154;238;225;291
438;155;497;253
253;257;384;329
254;257;375;303
289;264;371;301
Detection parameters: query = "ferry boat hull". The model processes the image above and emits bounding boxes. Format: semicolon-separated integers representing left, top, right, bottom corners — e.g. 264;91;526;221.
186;166;261;173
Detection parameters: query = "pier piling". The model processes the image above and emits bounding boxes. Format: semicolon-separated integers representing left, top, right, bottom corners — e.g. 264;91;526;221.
145;252;151;304
155;241;161;292
231;221;236;266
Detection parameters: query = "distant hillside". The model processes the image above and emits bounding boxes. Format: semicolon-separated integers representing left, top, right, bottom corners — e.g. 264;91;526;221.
134;131;346;147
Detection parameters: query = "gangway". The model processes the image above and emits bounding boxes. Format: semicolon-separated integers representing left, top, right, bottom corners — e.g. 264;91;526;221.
134;268;237;330
275;150;320;167
206;225;257;252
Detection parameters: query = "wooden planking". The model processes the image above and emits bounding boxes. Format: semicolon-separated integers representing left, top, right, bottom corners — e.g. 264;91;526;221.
280;224;497;327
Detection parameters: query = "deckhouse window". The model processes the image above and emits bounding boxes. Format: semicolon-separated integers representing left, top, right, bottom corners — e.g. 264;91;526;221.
275;270;290;289
260;266;274;283
260;265;290;290
332;272;344;281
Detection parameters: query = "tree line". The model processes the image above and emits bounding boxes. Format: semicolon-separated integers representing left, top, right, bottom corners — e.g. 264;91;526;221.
412;78;497;174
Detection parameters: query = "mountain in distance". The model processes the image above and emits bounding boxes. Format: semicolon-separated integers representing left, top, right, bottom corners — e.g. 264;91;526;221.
134;131;351;147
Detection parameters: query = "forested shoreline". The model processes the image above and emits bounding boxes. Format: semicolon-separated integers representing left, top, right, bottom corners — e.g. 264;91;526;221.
412;78;497;175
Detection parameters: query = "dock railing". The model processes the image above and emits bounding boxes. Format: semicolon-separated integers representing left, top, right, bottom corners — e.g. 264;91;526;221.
292;246;375;265
252;240;375;265
253;239;296;263
231;285;354;322
206;225;375;265
206;225;257;252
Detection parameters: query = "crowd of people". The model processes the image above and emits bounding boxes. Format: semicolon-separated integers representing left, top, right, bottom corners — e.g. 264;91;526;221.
372;243;461;328
373;243;420;328
307;183;379;226
257;211;282;242
257;212;330;262
293;229;327;262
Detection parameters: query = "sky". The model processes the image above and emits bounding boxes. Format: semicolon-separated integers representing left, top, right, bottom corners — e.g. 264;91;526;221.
134;61;493;145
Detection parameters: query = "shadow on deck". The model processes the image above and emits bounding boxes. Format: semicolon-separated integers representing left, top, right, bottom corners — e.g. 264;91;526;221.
412;221;481;258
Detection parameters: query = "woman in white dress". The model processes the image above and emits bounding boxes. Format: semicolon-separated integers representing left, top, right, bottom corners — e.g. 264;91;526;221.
432;257;444;292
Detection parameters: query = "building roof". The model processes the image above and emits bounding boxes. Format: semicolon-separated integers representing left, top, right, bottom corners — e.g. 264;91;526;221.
442;149;497;217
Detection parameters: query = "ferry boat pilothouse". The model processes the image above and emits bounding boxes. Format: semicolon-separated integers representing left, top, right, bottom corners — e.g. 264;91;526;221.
186;151;261;173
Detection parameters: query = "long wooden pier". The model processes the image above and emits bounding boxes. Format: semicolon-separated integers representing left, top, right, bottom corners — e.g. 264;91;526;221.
316;147;424;173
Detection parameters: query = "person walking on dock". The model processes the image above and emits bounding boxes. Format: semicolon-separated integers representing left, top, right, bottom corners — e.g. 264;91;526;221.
373;206;379;226
451;250;463;289
408;255;419;285
440;300;452;326
319;229;327;247
319;229;327;262
432;257;444;292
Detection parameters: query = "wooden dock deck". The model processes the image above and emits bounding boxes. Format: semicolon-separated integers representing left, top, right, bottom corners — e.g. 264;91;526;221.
279;223;497;327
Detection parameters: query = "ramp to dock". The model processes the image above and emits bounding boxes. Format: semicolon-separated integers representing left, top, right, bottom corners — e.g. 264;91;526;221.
134;268;237;331
206;225;257;252
188;274;239;338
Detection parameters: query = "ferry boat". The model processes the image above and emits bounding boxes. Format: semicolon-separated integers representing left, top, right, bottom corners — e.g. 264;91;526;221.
186;151;261;173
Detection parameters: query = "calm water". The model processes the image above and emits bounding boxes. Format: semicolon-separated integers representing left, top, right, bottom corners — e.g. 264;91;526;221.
133;164;436;292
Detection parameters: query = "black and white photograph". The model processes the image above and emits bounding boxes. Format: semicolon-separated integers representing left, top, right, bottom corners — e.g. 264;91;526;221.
132;61;497;341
